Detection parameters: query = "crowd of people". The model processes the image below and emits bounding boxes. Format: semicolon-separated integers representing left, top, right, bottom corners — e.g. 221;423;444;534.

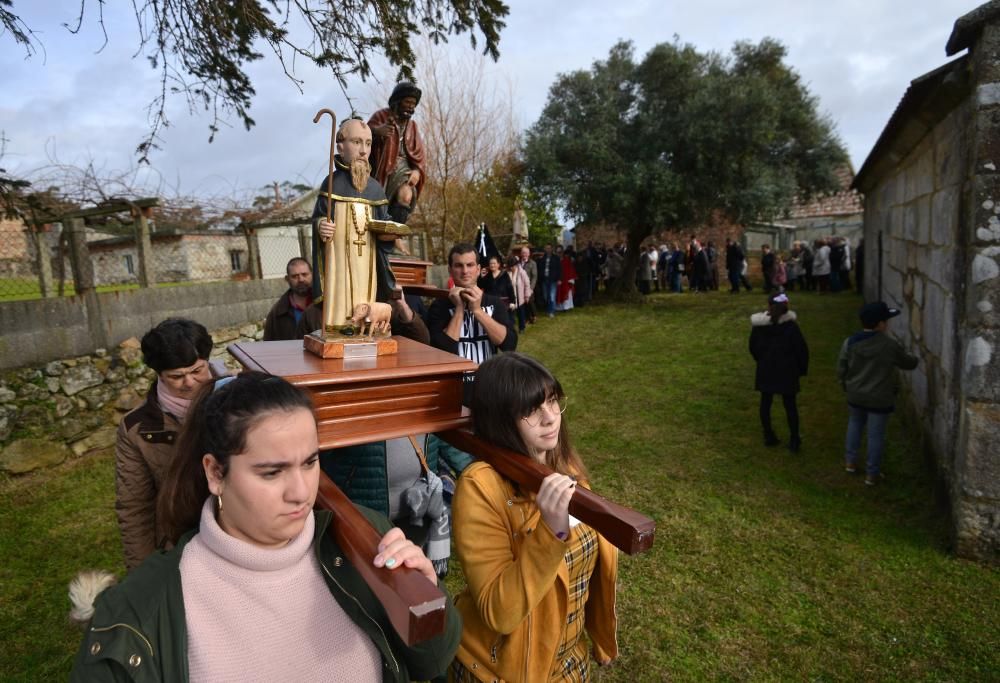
758;236;863;295
68;217;912;681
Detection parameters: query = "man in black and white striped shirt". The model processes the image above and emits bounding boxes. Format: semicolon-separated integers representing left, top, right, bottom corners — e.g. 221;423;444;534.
428;243;517;397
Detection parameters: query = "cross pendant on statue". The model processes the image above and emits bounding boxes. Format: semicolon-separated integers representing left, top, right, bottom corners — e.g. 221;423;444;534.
353;238;366;256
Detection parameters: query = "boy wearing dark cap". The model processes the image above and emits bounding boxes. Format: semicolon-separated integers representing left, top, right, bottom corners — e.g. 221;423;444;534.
836;302;919;485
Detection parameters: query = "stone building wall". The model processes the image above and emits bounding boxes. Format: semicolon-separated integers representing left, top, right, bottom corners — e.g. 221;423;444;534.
86;233;249;286
955;21;1000;560
861;101;969;510
183;234;247;280
856;5;1000;562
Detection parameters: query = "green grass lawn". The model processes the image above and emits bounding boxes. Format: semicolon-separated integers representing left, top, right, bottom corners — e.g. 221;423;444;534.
2;288;998;680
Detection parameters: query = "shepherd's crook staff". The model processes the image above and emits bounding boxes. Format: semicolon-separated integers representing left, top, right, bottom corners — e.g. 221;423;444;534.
314;108;337;334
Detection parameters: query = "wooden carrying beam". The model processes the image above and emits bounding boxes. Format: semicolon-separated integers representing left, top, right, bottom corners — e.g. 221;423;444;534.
402;283;451;299
439;429;656;555
315;471;447;645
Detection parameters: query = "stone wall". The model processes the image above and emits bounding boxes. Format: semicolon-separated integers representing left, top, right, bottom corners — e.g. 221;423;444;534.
861;27;1000;561
862;100;968;493
0;277;287;369
955;22;1000;560
0;322;262;475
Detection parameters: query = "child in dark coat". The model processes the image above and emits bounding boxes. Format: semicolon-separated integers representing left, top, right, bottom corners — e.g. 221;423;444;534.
749;293;810;452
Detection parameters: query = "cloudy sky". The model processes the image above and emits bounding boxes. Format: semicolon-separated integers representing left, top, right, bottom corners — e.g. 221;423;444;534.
0;0;984;203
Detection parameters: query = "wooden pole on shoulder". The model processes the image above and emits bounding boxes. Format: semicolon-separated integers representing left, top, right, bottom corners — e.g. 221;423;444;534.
439;429;656;555
314;471;448;645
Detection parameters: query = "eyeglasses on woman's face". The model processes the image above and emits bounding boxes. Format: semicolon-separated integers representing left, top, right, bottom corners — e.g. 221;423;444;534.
521;395;568;427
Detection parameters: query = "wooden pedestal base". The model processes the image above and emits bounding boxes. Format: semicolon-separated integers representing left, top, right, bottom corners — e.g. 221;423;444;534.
303;333;398;359
227;337;475;449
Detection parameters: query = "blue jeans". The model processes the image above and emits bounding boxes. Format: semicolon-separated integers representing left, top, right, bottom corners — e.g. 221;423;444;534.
845;405;890;476
727;269;741;292
542;281;558;315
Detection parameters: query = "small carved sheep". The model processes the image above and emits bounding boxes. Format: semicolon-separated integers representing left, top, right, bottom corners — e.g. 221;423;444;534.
350;301;392;336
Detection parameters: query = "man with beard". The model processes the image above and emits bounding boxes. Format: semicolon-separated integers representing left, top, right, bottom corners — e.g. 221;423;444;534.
262;257;314;340
310;118;403;336
368;82;427;226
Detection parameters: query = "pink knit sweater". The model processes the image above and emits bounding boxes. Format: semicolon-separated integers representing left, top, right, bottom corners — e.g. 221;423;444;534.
180;498;382;682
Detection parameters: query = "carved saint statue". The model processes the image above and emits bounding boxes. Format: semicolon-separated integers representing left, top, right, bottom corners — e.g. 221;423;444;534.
368;82;427;226
311;118;407;338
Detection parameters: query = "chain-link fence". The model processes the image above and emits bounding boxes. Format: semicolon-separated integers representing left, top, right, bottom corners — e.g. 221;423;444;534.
0;219;264;302
0;219;76;300
0;212;434;303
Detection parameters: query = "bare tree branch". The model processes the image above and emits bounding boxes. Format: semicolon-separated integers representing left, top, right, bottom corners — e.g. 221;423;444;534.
0;1;509;163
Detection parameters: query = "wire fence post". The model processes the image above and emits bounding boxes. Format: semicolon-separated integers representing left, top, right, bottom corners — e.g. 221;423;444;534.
133;205;156;288
243;223;262;279
66;217;95;294
298;224;311;261
31;223;55;298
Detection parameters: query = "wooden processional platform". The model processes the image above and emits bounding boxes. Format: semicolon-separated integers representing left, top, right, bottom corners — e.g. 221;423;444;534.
226;335;654;647
227;336;476;449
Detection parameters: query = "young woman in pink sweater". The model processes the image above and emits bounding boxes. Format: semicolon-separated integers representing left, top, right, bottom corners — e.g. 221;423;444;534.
71;372;460;682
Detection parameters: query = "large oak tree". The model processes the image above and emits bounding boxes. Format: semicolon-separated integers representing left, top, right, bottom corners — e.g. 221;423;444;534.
523;39;847;294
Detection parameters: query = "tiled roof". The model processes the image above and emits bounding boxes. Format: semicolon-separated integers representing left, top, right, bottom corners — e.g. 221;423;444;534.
787;166;863;218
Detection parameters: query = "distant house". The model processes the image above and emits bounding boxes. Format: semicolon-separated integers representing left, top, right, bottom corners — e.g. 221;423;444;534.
745;166;864;252
0;218;36;279
86;230;249;285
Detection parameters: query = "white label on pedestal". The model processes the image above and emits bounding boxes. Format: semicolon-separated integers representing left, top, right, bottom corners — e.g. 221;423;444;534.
343;342;378;359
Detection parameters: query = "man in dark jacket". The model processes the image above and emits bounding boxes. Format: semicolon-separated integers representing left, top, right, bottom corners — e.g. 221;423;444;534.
427;243;517;401
761;244;776;293
536;243;562;317
837;301;919;485
262;257;314;341
725;238;751;293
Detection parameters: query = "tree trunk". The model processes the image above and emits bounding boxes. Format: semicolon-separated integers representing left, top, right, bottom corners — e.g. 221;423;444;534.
604;226;648;303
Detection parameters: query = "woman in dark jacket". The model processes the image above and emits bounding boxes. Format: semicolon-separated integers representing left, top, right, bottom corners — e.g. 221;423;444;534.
749;293;809;452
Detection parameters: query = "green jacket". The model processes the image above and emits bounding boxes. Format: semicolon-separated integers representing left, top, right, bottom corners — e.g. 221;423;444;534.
323;434;473;516
71;507;461;682
837;330;918;411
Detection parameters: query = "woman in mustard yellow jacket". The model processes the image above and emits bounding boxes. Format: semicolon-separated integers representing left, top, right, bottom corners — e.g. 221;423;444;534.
451;353;618;682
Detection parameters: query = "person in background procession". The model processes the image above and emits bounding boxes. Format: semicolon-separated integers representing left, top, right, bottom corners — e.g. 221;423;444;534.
115;318;226;572
749;293;809;453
